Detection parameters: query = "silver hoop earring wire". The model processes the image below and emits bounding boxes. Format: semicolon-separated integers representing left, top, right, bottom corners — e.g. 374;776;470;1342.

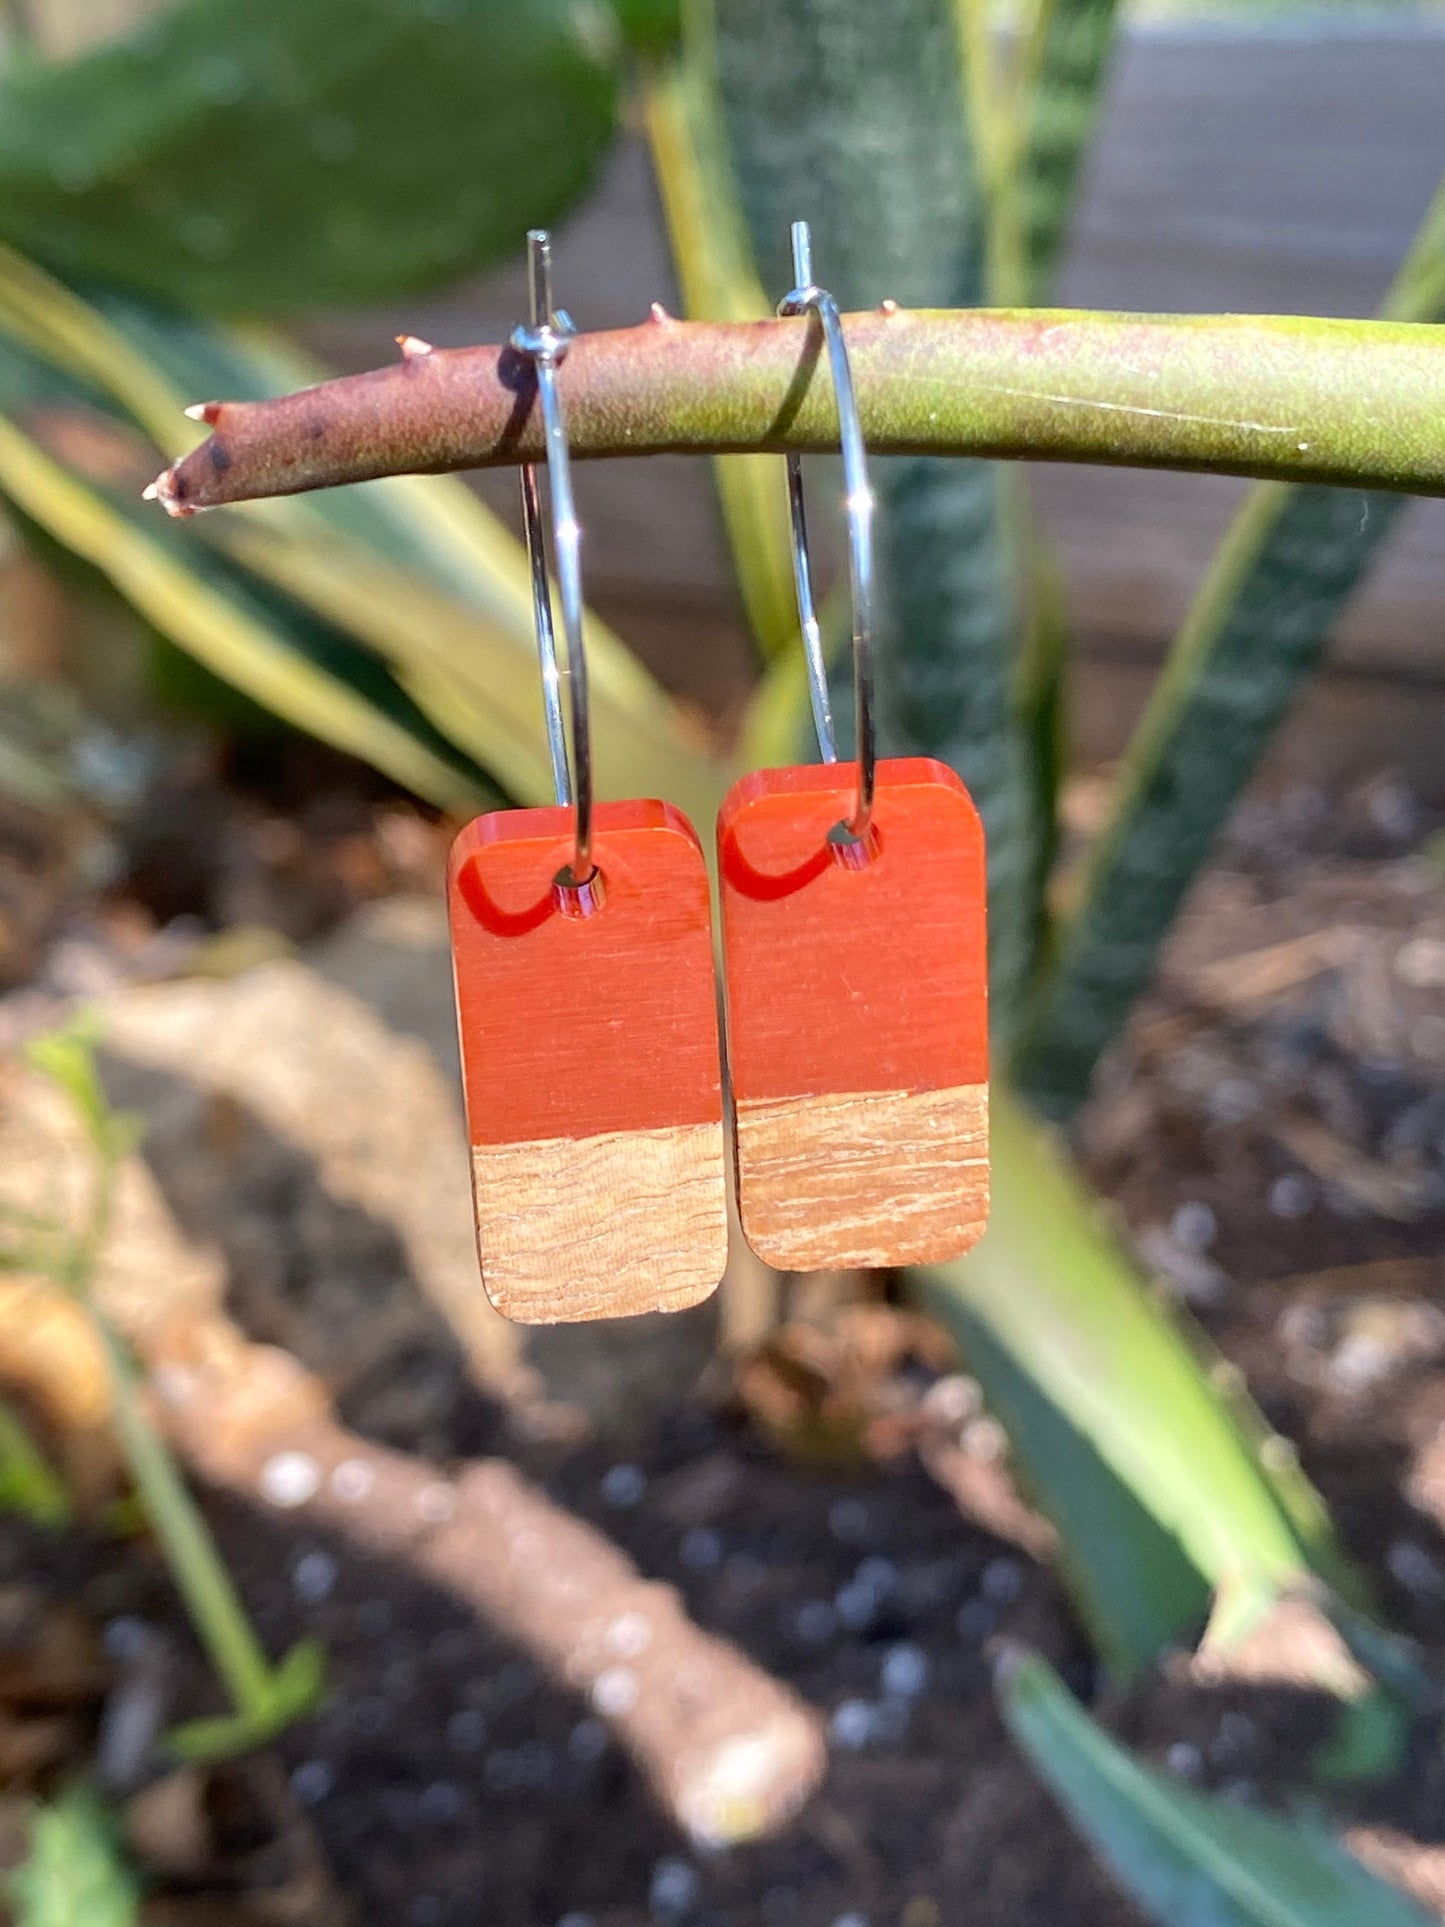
778;218;878;842
511;229;594;883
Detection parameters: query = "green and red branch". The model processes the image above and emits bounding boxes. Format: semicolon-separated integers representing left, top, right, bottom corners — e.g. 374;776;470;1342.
149;307;1445;514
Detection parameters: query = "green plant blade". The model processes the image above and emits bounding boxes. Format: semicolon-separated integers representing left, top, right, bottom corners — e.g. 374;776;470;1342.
713;0;1045;1025
1003;461;1072;990
645;30;798;667
0;0;619;313
9;1785;139;1927
0;252;721;824
985;0;1123;922
25;1011;118;1156
1018;175;1445;1114
0;238;186;448
0;406;484;811
950;0;1022;305
1015;481;1411;1112
1015;0;1124;300
0;269;497;807
913;1089;1363;1679
25;1016;325;1763
205;509;725;831
124;306;727;824
999;1651;1433;1927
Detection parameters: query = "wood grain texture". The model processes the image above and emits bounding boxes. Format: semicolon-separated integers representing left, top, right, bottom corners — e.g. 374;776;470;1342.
735;1083;989;1271
719;758;989;1270
471;1120;728;1323
449;800;727;1322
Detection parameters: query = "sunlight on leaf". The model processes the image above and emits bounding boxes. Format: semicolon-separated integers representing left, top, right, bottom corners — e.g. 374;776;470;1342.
917;1089;1363;1678
1000;1651;1433;1927
0;0;620;312
645;27;798;666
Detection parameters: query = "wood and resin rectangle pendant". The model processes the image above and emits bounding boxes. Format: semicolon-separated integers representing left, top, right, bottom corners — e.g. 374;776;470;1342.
449;800;728;1324
718;758;988;1271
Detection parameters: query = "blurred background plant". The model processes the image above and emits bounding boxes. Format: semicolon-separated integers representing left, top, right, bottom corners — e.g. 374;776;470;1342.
0;0;1444;1923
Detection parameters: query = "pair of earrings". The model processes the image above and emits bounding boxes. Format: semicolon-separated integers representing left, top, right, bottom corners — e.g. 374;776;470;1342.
448;227;989;1326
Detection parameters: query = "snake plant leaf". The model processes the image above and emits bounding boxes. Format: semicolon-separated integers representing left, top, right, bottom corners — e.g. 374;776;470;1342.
712;0;1045;1026
956;0;1112;900
0;249;721;824
1017;173;1445;1115
125;308;724;825
0;0;620;313
5;421;488;811
0;337;485;808
138;322;728;828
915;1088;1364;1679
10;1785;140;1927
645;30;798;668
1015;0;1124;301
999;1651;1434;1927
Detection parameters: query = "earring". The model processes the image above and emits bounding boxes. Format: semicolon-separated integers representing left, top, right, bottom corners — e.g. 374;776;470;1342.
448;232;728;1324
717;223;989;1272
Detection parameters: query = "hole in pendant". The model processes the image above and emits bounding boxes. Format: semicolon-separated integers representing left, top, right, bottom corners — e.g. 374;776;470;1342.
827;820;879;870
552;864;606;918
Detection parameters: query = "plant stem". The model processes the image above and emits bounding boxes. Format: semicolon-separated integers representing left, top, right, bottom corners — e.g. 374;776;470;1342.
96;1319;275;1717
70;1142;276;1719
20;1029;305;1748
153;309;1445;514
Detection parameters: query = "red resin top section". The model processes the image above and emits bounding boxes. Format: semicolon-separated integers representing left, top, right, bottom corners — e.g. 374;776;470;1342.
449;799;722;1146
718;758;988;1102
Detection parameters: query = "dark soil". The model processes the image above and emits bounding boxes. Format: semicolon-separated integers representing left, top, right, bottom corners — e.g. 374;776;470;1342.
5;752;1445;1927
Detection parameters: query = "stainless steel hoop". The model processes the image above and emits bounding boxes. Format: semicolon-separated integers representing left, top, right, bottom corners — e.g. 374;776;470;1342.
511;229;594;882
778;219;878;841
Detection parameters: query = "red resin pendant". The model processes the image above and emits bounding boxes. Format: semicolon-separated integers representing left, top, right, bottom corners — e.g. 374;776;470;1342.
718;757;989;1271
449;799;728;1323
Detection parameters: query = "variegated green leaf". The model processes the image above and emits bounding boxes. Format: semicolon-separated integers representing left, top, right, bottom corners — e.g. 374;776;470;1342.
917;1089;1366;1678
1000;1652;1433;1927
712;0;1045;1023
1015;0;1124;300
0;250;723;826
1018;174;1445;1115
645;29;798;667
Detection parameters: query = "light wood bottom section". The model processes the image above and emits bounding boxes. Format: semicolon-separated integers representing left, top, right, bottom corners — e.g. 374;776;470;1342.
735;1084;989;1271
471;1120;728;1324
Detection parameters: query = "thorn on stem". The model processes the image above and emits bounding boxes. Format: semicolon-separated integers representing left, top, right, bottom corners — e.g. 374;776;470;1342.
397;334;434;359
879;299;900;316
649;302;674;325
183;401;223;423
143;468;195;518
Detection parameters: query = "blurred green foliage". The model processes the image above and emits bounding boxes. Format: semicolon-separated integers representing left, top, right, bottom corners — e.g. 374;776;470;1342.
0;0;622;311
22;1015;326;1763
9;1784;139;1927
0;1;1440;1917
1000;1652;1437;1927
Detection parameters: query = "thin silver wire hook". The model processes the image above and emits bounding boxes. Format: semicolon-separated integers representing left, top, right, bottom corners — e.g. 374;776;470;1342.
778;219;877;842
512;229;594;883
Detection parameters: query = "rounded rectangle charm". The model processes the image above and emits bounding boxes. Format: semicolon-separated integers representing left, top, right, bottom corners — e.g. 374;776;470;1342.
449;799;728;1324
718;757;989;1271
